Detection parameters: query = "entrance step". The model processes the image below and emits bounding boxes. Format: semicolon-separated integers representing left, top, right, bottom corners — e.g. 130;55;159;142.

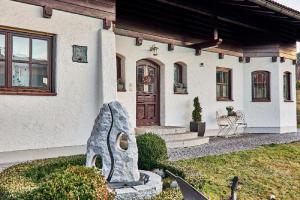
160;132;199;141
166;137;209;149
135;126;209;148
135;126;187;135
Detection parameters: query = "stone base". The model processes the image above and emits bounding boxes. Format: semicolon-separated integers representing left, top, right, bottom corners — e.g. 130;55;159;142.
114;170;162;200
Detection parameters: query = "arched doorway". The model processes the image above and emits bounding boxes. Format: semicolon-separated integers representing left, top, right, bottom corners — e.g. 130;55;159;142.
136;59;160;126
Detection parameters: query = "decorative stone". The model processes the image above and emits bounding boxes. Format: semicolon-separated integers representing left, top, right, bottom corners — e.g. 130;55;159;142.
86;101;139;183
170;180;179;189
115;170;163;200
153;169;165;178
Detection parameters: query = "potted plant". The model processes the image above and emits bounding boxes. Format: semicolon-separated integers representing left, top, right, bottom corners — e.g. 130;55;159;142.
226;106;236;116
190;97;206;136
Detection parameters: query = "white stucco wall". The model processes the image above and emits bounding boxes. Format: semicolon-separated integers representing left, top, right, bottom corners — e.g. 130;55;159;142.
116;35;297;135
243;58;297;133
116;35;244;135
0;1;106;153
279;60;297;133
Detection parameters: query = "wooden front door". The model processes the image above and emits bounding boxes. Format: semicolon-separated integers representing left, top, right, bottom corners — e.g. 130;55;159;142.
136;61;160;126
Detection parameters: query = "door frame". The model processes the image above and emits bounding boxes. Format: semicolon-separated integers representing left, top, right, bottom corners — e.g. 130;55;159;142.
136;59;160;126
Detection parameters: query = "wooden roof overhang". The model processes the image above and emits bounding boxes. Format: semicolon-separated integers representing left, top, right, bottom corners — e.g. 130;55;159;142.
116;0;300;58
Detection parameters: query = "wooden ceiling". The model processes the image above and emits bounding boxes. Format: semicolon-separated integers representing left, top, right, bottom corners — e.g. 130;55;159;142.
116;0;300;46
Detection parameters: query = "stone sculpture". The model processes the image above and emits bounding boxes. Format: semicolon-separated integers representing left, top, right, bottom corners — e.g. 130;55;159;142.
86;101;140;183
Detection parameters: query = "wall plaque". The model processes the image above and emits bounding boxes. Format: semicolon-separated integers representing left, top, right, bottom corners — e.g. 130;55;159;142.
72;45;88;63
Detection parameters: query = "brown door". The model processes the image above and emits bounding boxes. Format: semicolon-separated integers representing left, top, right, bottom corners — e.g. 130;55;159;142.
136;61;160;126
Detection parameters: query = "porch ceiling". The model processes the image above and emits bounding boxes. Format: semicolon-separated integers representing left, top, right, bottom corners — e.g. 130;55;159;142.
116;0;300;46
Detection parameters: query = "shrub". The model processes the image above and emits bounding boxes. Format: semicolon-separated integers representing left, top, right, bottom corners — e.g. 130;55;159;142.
27;166;114;200
0;155;108;200
136;133;168;170
192;97;202;122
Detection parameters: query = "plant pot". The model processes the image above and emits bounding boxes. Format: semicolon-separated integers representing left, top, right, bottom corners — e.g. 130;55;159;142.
190;121;199;132
190;122;206;136
198;122;206;137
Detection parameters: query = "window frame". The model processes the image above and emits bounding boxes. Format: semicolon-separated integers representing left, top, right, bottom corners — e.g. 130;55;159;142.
0;28;55;96
251;70;270;102
283;71;292;102
116;54;126;92
216;67;232;101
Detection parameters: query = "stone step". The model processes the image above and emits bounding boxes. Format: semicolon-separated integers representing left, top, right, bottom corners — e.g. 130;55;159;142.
160;132;199;141
135;126;188;135
166;137;209;149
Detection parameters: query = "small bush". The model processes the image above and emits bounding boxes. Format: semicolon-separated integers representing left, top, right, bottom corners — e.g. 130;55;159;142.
136;133;168;170
0;155;108;200
27;166;114;200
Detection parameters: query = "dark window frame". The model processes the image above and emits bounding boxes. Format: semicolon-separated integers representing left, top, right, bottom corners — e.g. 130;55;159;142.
252;70;270;102
283;71;292;102
216;67;232;101
0;28;55;96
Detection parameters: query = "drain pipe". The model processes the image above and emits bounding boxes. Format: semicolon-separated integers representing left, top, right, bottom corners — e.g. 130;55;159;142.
248;0;300;20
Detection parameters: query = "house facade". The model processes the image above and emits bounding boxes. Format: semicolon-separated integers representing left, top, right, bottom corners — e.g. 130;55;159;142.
0;0;299;163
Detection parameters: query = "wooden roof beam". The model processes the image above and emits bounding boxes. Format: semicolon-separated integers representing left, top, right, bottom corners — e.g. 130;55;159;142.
155;0;269;33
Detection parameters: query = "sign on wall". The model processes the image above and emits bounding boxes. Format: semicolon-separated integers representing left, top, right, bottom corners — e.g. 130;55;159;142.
72;45;88;63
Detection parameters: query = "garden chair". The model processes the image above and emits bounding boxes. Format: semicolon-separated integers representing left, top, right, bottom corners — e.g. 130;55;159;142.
216;111;230;137
234;110;247;135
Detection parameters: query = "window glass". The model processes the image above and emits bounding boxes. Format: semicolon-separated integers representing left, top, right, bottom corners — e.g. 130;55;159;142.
13;36;29;61
216;68;231;100
0;34;5;58
32;39;48;62
283;72;291;101
12;62;29;86
0;34;5;86
32;63;48;87
252;71;270;101
0;61;5;86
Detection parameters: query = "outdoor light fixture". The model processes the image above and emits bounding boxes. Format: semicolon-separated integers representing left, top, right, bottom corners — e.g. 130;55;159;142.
150;44;159;56
200;63;204;67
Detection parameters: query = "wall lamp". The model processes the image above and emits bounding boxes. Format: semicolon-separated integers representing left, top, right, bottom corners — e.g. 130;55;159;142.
150;44;159;56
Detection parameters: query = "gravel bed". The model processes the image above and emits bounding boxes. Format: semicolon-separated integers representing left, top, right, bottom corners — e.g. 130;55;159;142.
168;132;300;161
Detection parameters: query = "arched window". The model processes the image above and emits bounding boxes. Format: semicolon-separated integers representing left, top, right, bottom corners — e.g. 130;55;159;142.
116;54;126;92
283;71;291;101
174;62;187;94
252;71;270;102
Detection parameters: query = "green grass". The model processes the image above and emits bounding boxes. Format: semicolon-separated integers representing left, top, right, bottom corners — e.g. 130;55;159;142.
154;142;300;200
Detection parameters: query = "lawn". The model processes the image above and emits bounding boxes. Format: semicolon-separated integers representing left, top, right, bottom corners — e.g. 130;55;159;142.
155;142;300;200
1;143;299;200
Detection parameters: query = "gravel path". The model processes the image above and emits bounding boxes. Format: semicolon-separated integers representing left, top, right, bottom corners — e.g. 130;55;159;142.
168;132;300;161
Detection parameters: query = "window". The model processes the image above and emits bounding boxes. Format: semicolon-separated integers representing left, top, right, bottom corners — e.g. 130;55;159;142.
252;71;270;102
174;62;187;94
283;72;291;101
0;29;54;95
216;67;232;101
116;54;126;92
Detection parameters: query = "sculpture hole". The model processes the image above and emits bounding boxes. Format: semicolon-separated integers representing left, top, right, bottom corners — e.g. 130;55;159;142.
91;155;102;169
117;133;129;151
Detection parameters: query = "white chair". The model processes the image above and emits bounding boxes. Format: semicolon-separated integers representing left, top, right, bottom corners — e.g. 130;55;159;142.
234;110;247;135
216;111;230;137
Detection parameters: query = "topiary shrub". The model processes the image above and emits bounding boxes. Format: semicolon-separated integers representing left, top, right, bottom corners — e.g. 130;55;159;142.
27;166;114;200
192;96;202;122
136;132;168;170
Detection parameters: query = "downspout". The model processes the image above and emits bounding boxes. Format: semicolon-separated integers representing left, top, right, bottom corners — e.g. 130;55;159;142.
248;0;300;20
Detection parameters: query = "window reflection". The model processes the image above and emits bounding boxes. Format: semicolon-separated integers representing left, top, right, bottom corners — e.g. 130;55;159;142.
13;36;29;61
0;61;4;86
12;62;29;87
32;39;48;62
32;64;48;87
0;34;5;58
